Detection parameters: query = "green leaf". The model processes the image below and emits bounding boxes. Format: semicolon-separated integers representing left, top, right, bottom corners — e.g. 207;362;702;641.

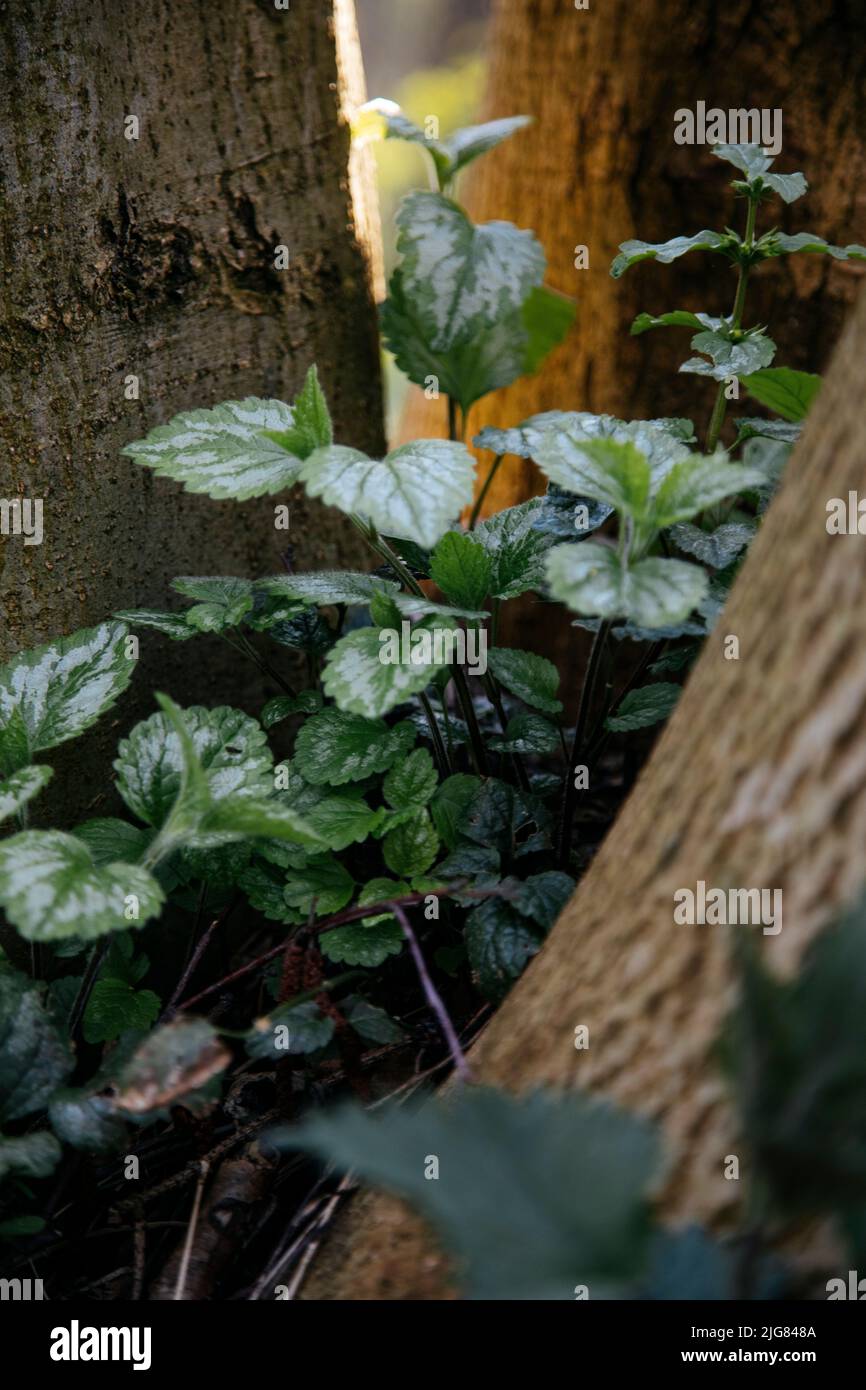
0;1131;62;1184
201;798;326;850
113;608;196;641
320;919;404;968
442;114;532;181
115;704;272;829
0;971;73;1122
237;861;303;924
322;620;454;719
171;576;254;632
122;398;306;500
111;1017;229;1114
465;897;540;1000
734;418;801;447
83;978;161;1045
486;648;562;714
260;692;321;730
344;997;407;1043
669;521;756;569
611;230;731;278
0;830;165;942
740;367;822;422
503;871;574;928
650;454;765;527
0;765;52;824
301;795;386;852
382;809;439;878
260;364;332;459
0;621;133;775
630;310;724;336
474;409;577;461
712;144;808;203
430;774;483;851
72;818;152;866
474;498;556;598
247;1000;335;1060
680;328;775;381
762;231;866;262
383;748;438;811
283;855;354;917
547;542;708;628
300;439;475;551
430;531;493;611
520;285;576;374
257;571;399;607
489;713;559;755
294;707;416;786
48;1088;127;1154
286;1086;659;1298
605;683;681;733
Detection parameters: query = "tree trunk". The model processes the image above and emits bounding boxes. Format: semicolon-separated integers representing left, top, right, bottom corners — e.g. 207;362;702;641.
398;0;866;689
301;278;866;1299
0;0;383;819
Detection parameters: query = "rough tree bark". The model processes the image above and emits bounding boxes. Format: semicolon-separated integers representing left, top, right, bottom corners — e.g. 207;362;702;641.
301;278;866;1299
0;0;383;818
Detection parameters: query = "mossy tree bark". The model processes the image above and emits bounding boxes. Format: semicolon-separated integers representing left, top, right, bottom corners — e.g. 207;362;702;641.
0;0;383;819
302;280;866;1298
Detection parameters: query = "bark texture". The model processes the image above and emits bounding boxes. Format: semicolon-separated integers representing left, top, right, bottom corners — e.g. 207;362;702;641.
0;0;383;817
302;279;866;1299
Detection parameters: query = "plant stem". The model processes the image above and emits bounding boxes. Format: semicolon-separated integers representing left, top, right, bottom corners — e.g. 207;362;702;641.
468;454;503;529
68;939;111;1039
447;396;458;443
705;196;759;454
419;690;451;778
392;903;472;1083
483;671;530;792
557;620;612;868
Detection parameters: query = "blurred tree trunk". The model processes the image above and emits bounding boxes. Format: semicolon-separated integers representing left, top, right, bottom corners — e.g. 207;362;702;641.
0;0;383;821
399;0;866;686
302;277;866;1299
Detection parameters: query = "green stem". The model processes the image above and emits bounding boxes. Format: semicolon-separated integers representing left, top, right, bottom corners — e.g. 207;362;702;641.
452;663;488;776
483;671;530;793
704;196;759;454
557;620;612;868
447;397;458;443
469;454;503;529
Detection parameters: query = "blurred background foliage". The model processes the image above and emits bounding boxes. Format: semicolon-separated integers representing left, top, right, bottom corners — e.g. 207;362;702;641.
356;0;492;436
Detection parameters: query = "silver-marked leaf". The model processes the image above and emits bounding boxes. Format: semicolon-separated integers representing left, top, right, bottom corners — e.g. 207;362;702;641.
383;748;438;811
115;705;272;828
382;809;439;878
0;622;133;775
0;764;52;825
113;609;196;641
650;454;765;527
474;410;576;460
322;620;454;719
536;414;692;496
257;571;399;607
0;830;164;942
300;440;475;550
171;576;254;632
547;542;708;628
122;398;306;500
680;329;775;381
669;521;756;569
443;115;532;180
611;230;730;278
389;191;544;352
474;498;556;598
711;142;773;180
